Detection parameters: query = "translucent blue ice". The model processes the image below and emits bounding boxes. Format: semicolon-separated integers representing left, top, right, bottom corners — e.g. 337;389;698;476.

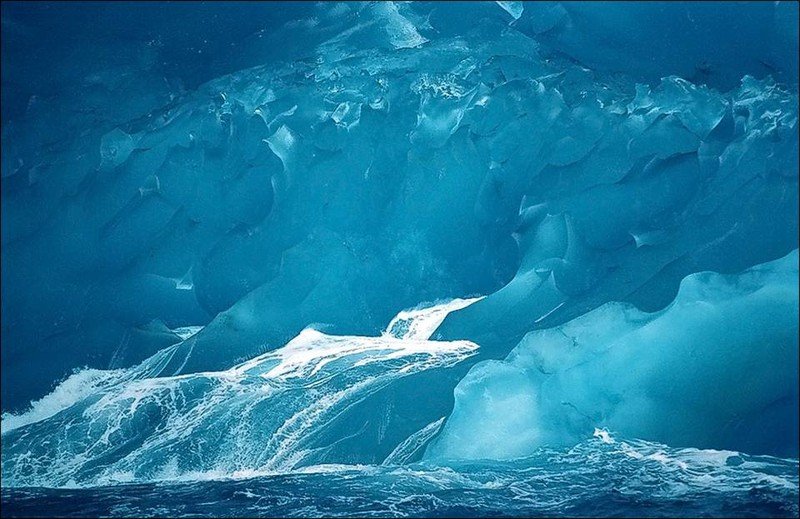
0;3;797;510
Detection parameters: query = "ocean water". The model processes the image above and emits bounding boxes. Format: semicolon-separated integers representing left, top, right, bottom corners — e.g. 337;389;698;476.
1;2;798;517
3;434;798;518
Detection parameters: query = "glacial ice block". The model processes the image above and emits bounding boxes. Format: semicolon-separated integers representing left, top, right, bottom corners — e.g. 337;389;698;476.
1;1;797;418
434;74;799;357
425;250;800;461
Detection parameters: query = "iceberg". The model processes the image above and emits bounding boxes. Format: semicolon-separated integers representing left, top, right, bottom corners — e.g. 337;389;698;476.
0;2;797;515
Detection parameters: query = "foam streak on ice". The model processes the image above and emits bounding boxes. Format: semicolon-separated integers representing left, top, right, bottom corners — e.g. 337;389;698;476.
385;297;485;341
0;298;483;488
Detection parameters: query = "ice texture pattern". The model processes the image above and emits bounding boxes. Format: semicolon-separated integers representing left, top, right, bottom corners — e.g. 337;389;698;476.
1;1;798;517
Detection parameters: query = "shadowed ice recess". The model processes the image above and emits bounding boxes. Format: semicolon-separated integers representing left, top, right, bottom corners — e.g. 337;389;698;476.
0;1;797;514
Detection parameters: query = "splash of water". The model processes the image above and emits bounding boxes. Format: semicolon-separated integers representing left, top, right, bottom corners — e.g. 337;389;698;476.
1;298;482;488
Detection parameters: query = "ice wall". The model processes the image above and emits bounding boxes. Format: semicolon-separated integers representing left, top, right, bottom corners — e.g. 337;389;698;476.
1;0;798;464
435;73;799;354
426;250;799;460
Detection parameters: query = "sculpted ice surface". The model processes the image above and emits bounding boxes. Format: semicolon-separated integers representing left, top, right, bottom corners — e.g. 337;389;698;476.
0;2;797;516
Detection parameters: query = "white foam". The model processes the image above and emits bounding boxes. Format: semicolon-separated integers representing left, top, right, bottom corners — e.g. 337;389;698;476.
1;368;125;435
2;297;485;487
385;297;484;340
171;326;204;340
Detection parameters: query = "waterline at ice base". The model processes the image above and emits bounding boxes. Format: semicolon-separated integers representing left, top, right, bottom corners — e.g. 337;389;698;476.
1;1;798;517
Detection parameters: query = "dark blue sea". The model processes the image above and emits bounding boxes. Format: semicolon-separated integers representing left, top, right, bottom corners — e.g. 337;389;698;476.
3;436;798;518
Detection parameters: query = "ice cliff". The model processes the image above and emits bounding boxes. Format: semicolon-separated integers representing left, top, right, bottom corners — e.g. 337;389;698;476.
1;1;798;480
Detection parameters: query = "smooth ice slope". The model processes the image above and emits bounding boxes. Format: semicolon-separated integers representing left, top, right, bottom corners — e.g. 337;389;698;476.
427;250;800;461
